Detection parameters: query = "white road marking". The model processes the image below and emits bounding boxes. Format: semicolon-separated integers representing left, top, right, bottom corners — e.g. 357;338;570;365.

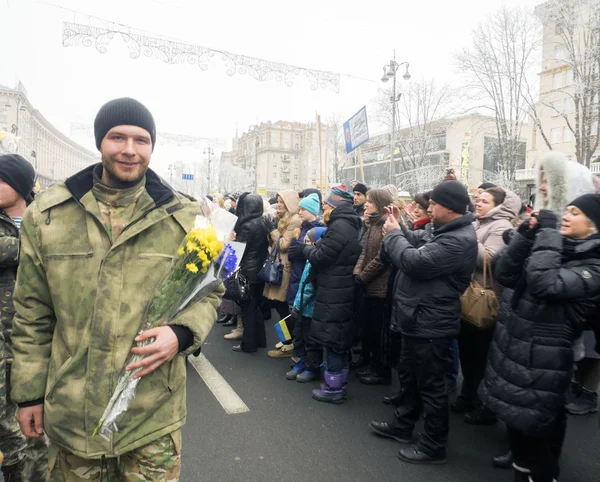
188;354;250;415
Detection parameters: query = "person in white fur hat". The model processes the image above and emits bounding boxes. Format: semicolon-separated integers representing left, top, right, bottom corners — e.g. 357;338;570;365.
534;152;600;416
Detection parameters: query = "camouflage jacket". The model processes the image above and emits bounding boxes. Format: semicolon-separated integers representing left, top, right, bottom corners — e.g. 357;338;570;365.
0;210;19;362
10;164;222;458
0;329;5;419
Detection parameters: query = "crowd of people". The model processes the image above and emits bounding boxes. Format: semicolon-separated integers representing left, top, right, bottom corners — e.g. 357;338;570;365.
0;96;599;482
215;153;600;481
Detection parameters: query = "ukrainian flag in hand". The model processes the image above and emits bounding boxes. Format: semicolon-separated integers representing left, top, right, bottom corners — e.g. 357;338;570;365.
275;315;292;343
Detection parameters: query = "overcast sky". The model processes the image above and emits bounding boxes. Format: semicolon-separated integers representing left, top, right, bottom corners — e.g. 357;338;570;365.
1;0;541;174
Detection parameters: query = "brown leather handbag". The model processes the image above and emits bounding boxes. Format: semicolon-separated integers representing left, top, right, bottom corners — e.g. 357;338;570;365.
460;253;499;329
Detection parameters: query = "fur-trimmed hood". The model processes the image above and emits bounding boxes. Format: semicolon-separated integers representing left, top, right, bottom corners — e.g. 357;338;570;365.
534;152;597;218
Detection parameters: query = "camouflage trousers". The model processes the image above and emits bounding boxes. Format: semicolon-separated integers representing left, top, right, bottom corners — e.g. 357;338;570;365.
48;430;181;482
0;392;49;481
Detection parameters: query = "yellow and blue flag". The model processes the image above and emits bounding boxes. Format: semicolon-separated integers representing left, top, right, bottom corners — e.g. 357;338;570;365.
274;315;292;343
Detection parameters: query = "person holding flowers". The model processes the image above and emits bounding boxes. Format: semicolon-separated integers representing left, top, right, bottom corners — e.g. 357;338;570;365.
9;98;223;481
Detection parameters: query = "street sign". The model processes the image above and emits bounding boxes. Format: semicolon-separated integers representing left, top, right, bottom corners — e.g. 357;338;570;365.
182;174;194;181
344;106;369;154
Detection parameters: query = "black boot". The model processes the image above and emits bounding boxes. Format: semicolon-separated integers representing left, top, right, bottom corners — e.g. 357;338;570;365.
464;406;497;425
492;450;513;469
222;316;237;327
450;396;476;413
216;313;233;324
397;445;447;465
1;463;24;482
383;391;403;406
565;381;598;415
358;367;392;385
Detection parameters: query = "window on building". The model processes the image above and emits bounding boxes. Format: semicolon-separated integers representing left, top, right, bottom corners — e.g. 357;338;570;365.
553;72;564;90
554;45;566;61
551;99;563;116
555;21;564;35
566;69;574;86
273;163;277;168
564;97;575;114
563;127;574;143
551;127;564;144
0;114;7;124
294;175;298;180
273;173;277;179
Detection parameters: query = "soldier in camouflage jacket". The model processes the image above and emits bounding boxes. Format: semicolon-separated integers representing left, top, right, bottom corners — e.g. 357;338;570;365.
0;153;49;481
10;99;222;481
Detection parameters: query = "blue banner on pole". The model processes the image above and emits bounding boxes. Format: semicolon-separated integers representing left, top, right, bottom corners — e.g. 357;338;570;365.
344;106;370;154
182;174;194;181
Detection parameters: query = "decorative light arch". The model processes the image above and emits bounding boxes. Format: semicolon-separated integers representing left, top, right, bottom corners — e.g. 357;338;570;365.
62;22;341;93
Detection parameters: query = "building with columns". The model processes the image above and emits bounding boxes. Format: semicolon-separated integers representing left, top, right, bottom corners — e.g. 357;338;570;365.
0;82;97;186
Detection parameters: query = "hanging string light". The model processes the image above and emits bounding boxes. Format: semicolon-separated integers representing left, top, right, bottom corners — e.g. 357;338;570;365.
62;22;341;93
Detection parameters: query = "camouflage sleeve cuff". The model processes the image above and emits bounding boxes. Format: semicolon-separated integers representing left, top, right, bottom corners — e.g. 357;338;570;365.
18;398;44;408
169;325;194;353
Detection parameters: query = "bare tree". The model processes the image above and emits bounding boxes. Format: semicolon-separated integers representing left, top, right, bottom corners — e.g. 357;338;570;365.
456;5;542;181
396;78;462;172
371;77;460;177
326;112;346;184
538;0;600;167
218;161;249;193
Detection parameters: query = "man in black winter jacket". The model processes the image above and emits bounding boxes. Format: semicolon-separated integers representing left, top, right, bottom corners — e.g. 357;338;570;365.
369;181;477;465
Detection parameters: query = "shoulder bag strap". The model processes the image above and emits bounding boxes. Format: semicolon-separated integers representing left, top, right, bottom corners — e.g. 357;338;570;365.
483;251;494;290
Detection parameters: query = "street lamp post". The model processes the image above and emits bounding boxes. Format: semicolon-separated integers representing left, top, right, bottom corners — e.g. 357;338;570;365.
381;52;410;184
204;147;214;194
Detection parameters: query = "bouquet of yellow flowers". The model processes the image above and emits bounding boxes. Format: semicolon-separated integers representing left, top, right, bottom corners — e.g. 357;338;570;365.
94;212;237;438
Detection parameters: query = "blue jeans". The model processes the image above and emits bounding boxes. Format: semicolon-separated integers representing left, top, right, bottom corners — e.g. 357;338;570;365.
324;348;348;373
445;338;459;387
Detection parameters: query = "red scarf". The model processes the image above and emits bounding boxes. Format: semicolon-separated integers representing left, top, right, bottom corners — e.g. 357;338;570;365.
412;218;431;230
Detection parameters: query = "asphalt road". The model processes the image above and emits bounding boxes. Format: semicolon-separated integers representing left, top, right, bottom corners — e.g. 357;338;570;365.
181;319;600;482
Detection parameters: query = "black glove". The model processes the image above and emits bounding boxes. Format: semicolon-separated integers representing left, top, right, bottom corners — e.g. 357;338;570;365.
536;210;558;230
265;216;278;232
517;218;536;240
502;228;516;246
354;274;364;286
289;241;305;260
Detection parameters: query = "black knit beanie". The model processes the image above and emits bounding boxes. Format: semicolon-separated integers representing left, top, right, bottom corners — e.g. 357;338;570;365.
569;194;600;230
94;98;156;151
353;183;368;196
478;182;496;190
0;154;36;203
430;181;470;215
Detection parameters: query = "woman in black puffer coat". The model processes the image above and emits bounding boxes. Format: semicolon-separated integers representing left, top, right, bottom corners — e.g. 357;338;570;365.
301;188;361;404
480;197;600;482
231;193;270;353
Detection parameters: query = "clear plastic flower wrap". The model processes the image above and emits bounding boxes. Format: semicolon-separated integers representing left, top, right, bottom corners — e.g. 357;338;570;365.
94;208;238;439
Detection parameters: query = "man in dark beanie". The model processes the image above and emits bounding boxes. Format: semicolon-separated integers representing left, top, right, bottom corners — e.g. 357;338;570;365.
369;179;477;465
0;153;49;481
352;183;368;218
10;98;222;481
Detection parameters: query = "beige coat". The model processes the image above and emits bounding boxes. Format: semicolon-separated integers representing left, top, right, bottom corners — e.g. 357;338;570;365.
473;190;521;290
263;190;301;303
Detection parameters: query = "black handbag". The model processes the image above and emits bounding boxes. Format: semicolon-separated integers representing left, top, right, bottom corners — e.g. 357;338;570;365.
223;269;250;303
258;240;284;286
